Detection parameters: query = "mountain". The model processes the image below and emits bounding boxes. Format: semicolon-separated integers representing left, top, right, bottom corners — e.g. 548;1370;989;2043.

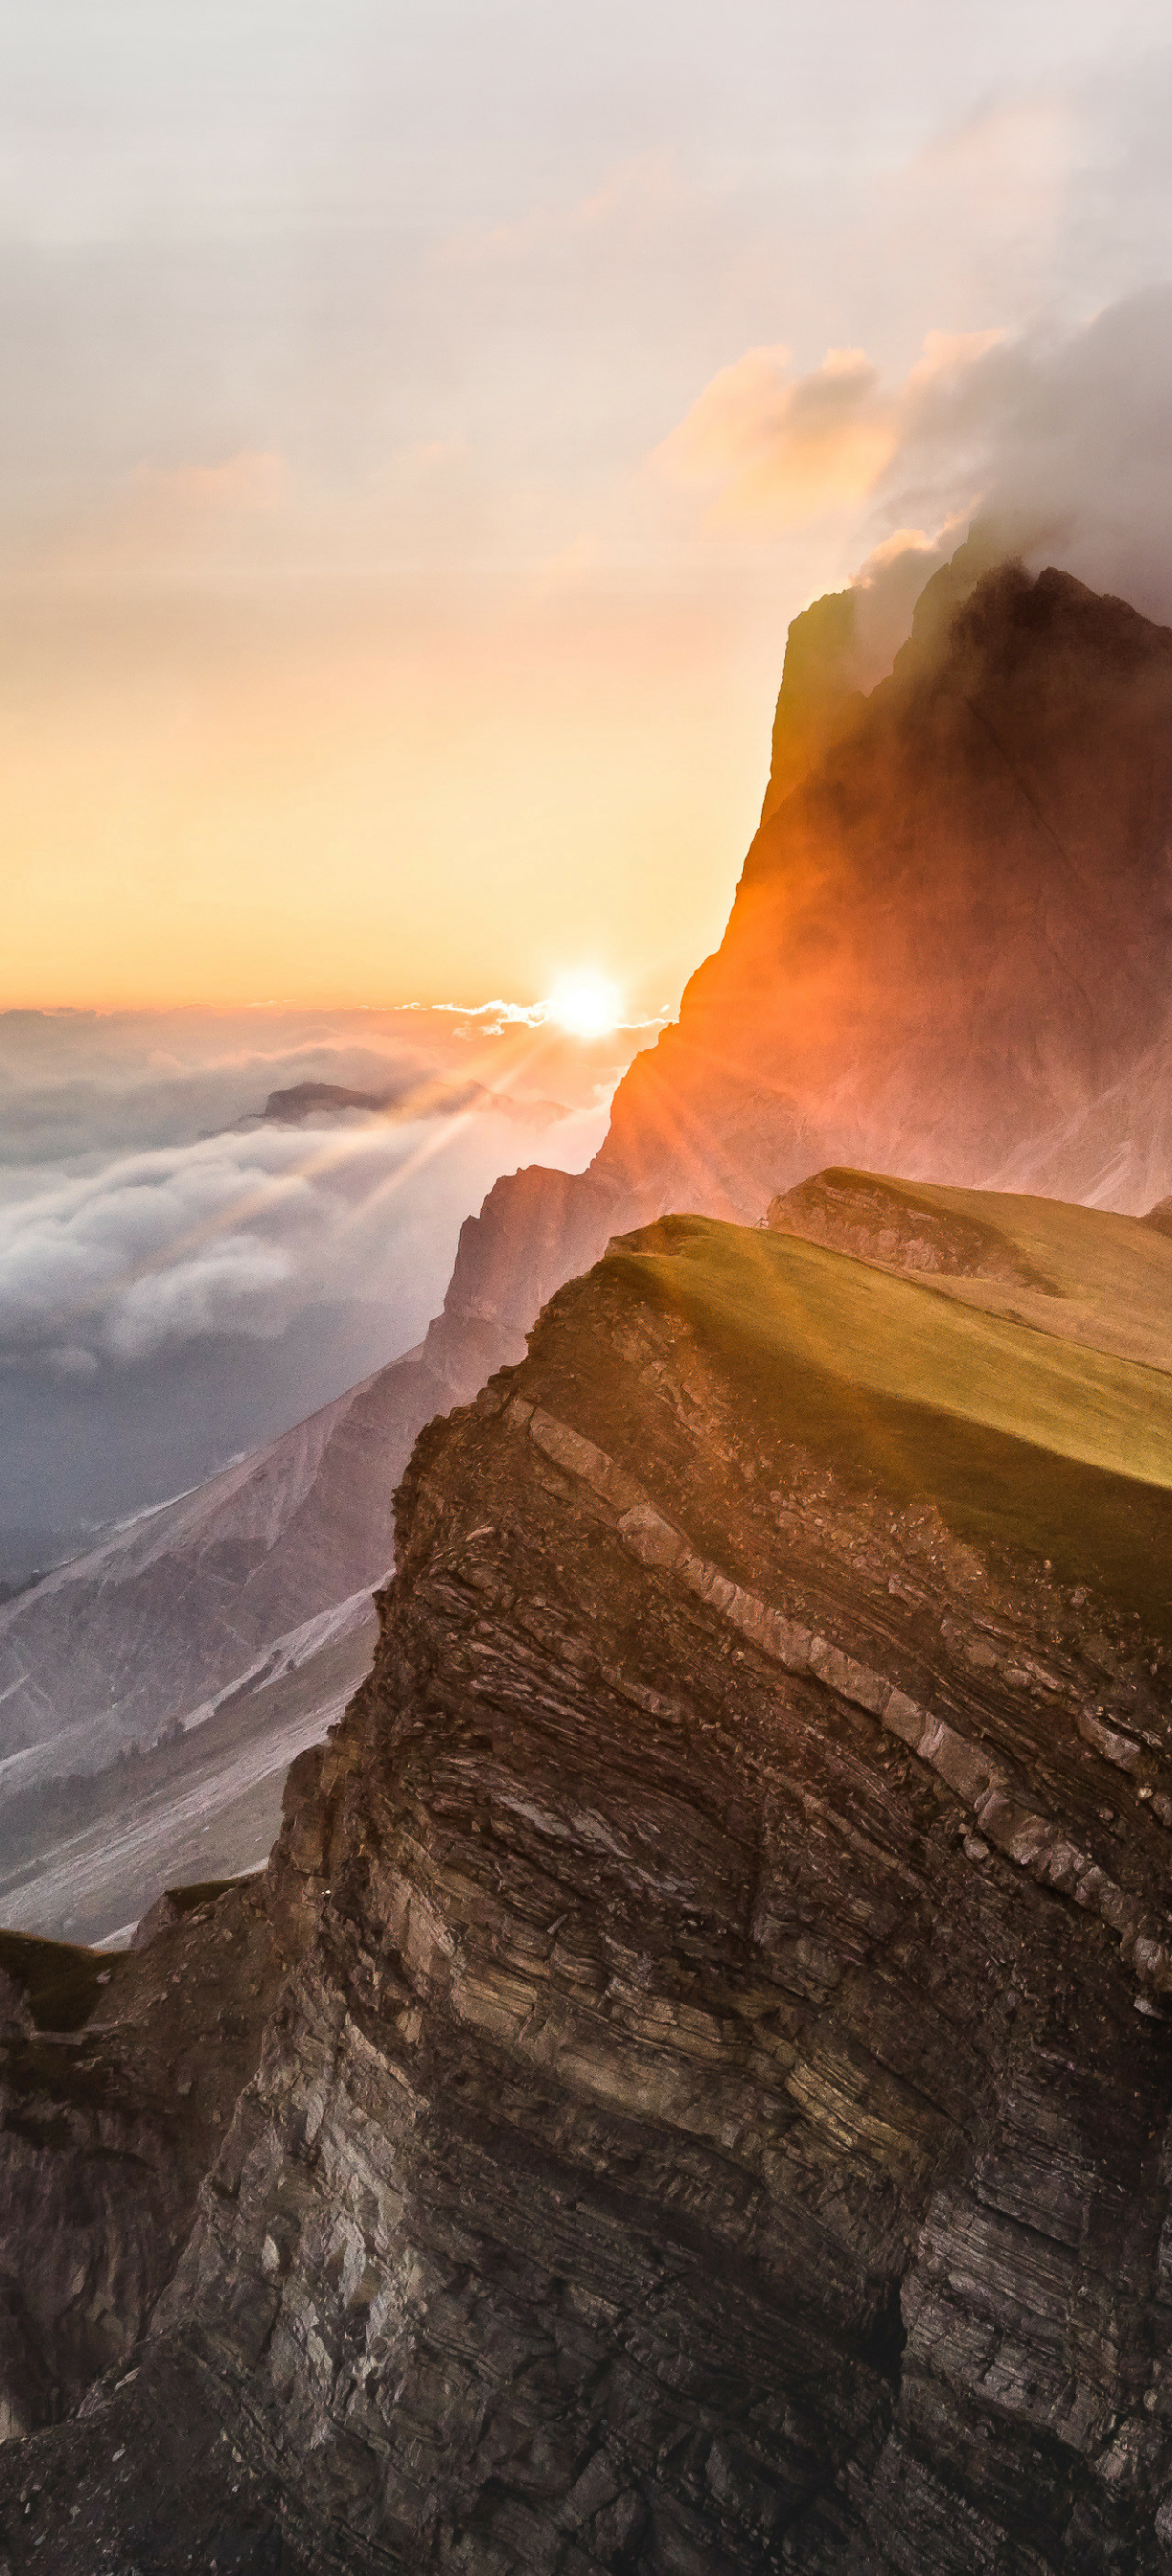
0;1351;451;1940
258;1077;566;1125
384;556;1172;1383
5;1187;1172;2568
0;1363;408;1784
10;551;1172;1942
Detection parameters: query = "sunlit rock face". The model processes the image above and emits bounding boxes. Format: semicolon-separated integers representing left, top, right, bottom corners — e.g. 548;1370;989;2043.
9;1204;1172;2572
603;563;1172;1221
425;561;1172;1402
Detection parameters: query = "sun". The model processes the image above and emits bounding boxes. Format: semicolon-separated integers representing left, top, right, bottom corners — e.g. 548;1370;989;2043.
545;970;621;1039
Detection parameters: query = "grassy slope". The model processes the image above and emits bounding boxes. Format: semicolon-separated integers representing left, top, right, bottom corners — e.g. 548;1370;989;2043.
606;1213;1172;1630
816;1173;1172;1375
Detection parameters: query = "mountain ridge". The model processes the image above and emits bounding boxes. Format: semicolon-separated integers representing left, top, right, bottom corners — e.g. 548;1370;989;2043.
5;1192;1172;2566
10;551;1172;1939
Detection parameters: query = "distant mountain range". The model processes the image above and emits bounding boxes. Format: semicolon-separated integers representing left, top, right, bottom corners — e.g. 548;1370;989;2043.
8;547;1172;1939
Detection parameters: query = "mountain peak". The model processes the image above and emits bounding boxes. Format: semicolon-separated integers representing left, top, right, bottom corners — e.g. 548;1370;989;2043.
603;553;1172;1221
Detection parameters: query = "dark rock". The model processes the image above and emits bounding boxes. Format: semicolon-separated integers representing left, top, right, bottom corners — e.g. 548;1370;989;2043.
131;1878;252;1952
0;1883;279;2442
4;1215;1172;2568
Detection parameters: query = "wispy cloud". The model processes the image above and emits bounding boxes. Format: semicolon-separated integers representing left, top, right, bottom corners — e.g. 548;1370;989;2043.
656;331;1002;530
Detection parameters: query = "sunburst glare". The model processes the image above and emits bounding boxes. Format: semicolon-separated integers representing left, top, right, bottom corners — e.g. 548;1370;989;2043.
545;970;621;1039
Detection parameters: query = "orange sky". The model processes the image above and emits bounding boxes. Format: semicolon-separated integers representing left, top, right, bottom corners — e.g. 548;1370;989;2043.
3;0;1171;1015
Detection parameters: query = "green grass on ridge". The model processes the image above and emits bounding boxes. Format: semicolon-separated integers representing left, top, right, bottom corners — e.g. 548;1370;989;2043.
605;1214;1172;1631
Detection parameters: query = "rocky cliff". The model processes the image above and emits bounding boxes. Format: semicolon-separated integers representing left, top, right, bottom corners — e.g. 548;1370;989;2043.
5;1187;1172;2571
600;562;1172;1222
10;554;1172;1948
321;554;1172;1492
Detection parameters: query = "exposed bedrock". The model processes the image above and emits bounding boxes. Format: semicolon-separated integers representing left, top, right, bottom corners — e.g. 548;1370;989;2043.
8;1218;1172;2571
0;1881;279;2445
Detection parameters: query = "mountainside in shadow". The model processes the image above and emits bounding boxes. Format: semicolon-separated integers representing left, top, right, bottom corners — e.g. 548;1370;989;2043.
5;1190;1172;2569
0;1368;402;1785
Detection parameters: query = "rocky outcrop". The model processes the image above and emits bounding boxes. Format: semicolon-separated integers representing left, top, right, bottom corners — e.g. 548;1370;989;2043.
601;563;1172;1221
767;1167;1054;1287
0;1882;278;2444
5;1200;1172;2570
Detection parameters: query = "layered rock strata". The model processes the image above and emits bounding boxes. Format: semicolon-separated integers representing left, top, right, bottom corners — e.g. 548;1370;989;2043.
0;1880;278;2443
5;1214;1172;2570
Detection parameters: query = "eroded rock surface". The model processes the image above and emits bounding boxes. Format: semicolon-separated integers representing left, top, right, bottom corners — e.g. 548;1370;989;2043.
767;1169;1052;1286
5;1215;1172;2570
0;1881;278;2445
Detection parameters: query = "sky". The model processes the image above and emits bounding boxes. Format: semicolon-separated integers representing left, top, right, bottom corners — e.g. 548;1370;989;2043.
7;1;1172;1544
7;0;1172;1020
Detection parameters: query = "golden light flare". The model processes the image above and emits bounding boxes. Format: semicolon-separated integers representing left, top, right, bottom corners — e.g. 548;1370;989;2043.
545;970;621;1038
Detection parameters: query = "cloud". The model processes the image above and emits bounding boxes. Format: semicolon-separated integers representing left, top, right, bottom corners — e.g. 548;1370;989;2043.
656;331;1002;529
657;343;885;523
0;1132;312;1359
430;996;663;1037
659;287;1172;678
0;1004;636;1452
845;288;1172;657
0;999;642;1539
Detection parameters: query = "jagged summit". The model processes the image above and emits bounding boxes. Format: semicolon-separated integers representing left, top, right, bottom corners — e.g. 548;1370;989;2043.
603;559;1172;1221
432;554;1172;1407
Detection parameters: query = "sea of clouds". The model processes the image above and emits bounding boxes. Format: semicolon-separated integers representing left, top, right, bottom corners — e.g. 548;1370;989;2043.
0;1003;651;1567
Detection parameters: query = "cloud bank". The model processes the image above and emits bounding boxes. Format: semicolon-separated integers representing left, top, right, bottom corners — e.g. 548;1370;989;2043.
0;1004;655;1550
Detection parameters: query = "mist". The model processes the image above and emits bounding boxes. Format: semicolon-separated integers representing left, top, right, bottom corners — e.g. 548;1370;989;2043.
0;1001;653;1565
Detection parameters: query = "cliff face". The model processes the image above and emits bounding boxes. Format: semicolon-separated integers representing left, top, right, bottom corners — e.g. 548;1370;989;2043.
0;1881;278;2442
602;564;1172;1221
11;556;1172;1949
7;1192;1172;2572
364;558;1172;1432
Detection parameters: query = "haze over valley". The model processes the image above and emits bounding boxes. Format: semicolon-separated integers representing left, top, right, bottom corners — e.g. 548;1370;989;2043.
0;998;645;1571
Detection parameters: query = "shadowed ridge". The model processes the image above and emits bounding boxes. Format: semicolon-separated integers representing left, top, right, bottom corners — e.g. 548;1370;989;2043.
10;1201;1172;2566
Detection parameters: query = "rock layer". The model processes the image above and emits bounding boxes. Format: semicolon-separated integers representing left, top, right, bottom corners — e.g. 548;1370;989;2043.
0;1881;278;2444
6;1209;1172;2570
